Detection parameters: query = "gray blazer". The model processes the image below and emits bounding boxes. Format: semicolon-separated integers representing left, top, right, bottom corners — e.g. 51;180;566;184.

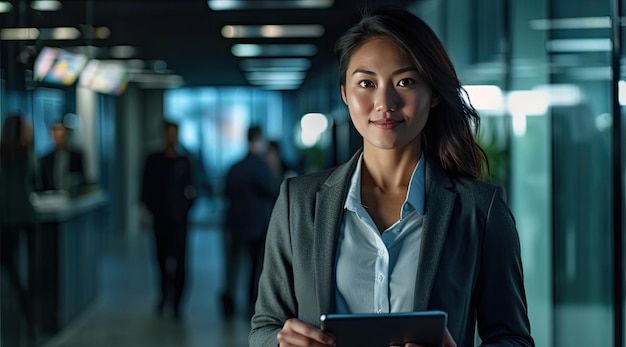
250;150;534;347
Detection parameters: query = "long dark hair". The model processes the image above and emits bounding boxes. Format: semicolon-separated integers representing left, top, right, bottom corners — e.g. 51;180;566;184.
334;7;489;179
0;111;29;166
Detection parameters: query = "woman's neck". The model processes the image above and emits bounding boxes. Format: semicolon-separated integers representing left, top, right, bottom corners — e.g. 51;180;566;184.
361;143;421;191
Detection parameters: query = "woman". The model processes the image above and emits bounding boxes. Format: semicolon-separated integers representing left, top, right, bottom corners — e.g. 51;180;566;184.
249;7;533;347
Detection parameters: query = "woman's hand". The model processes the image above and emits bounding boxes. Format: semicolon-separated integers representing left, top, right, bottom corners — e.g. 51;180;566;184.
277;318;336;347
393;328;457;347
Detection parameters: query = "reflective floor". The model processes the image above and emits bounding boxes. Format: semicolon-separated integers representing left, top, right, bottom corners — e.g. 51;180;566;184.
40;198;252;347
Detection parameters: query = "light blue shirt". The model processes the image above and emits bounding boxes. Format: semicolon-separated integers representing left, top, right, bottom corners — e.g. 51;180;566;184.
335;153;425;314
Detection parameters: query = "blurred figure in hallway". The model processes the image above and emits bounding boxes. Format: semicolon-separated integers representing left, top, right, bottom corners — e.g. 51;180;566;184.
267;140;298;181
37;121;87;194
141;121;197;321
222;125;280;318
0;111;37;344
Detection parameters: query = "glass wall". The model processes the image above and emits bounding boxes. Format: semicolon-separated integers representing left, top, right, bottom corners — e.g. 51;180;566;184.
410;0;622;345
548;1;614;346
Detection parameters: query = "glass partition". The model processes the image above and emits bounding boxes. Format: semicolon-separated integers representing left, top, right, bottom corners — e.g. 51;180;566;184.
413;0;619;345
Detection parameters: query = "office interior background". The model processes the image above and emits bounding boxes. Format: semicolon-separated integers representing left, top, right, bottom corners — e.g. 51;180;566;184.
1;0;625;346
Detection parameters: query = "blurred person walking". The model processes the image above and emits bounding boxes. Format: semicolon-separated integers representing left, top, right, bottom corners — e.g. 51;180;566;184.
267;140;298;181
0;111;38;344
221;125;280;318
141;121;197;321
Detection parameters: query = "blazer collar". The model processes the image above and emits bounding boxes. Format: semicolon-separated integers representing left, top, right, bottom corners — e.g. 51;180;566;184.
314;150;362;314
312;150;457;313
413;157;456;310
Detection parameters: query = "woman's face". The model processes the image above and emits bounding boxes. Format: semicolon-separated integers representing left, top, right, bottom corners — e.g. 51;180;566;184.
341;37;437;151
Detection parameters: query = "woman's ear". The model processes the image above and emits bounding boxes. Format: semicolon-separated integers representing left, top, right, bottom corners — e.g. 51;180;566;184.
341;85;348;105
430;93;440;108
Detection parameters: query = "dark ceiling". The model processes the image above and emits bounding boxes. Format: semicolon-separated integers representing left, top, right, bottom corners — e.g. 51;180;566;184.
1;0;411;89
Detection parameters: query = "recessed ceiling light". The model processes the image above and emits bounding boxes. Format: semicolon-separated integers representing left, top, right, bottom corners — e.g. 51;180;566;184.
258;84;301;90
240;58;311;72
0;28;39;40
31;0;63;11
208;0;333;11
245;71;306;82
232;44;317;57
222;25;324;38
48;27;80;40
0;1;13;13
546;38;611;53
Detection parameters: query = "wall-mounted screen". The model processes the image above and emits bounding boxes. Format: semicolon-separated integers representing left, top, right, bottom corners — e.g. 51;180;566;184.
34;46;88;86
79;59;128;95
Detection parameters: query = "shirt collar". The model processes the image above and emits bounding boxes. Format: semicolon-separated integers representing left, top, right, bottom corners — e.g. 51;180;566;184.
344;152;425;216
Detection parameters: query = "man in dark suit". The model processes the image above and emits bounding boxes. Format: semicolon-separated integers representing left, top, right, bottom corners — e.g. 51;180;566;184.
222;125;280;318
141;121;196;321
38;122;86;192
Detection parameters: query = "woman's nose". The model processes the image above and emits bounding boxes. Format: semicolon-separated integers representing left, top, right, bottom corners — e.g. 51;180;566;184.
375;85;399;112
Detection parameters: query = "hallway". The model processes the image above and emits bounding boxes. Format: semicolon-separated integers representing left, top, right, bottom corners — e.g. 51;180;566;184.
41;198;252;347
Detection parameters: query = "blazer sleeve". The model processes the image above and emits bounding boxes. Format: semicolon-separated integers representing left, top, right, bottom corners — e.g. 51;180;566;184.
477;186;534;346
249;179;298;347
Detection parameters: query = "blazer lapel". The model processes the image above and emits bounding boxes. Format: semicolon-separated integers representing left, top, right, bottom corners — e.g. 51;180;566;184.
313;150;361;315
413;158;456;310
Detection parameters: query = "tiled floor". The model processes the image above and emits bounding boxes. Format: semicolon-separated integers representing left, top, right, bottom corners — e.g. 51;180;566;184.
41;198;252;347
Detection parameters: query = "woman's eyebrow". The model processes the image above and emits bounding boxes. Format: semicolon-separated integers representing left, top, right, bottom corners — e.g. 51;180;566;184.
393;66;419;75
351;68;375;76
351;66;418;76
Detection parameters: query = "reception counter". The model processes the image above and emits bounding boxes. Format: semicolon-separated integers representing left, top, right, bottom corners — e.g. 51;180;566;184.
33;192;109;335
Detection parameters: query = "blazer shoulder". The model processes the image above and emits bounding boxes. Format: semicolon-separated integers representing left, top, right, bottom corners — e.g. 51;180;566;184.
451;176;507;204
287;166;336;193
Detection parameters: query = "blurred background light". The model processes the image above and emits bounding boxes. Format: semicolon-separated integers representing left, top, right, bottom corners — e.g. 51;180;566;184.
0;28;39;40
239;58;311;72
530;16;611;30
300;113;328;147
546;38;611;52
463;85;505;113
208;0;333;10
244;71;306;82
231;44;317;57
0;1;12;12
31;0;63;11
222;24;324;38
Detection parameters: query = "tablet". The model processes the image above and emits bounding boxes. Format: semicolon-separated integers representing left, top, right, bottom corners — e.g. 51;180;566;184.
320;310;447;347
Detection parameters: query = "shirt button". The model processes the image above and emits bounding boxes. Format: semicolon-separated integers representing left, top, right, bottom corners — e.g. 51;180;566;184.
376;309;383;314
376;274;383;282
377;249;384;257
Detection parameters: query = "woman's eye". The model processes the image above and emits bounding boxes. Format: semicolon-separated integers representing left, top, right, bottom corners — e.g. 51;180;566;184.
358;80;375;88
397;78;415;87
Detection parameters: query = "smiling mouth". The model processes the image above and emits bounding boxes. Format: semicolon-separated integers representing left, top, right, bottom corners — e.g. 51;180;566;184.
371;119;402;129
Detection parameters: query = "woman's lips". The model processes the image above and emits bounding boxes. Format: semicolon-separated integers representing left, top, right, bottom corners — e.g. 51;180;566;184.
370;119;402;129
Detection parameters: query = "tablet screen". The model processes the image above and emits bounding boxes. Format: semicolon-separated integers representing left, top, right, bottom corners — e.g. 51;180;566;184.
320;310;447;347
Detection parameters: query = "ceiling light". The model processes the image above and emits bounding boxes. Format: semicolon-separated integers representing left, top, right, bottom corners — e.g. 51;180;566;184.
232;44;317;57
50;27;80;40
240;58;311;72
245;71;306;82
222;25;324;38
248;79;303;86
259;84;301;90
530;17;610;30
31;0;63;11
546;38;611;53
208;0;333;11
0;1;13;13
0;28;39;40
